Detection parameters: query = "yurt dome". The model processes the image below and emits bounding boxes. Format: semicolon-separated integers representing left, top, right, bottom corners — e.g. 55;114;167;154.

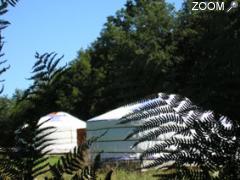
87;93;234;168
39;112;86;154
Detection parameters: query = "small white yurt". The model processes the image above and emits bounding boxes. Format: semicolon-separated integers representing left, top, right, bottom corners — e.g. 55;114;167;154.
39;112;86;154
87;101;164;161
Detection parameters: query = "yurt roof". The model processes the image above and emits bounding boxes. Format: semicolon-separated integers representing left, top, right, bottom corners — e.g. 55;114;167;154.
39;112;86;128
88;103;142;122
88;93;232;128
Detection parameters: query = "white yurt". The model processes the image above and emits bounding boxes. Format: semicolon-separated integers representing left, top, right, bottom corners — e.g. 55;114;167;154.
87;100;165;161
38;112;86;154
87;93;232;168
87;93;199;162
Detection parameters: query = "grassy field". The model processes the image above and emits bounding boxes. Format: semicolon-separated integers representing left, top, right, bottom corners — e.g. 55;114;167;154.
0;154;162;179
38;156;160;180
41;167;158;180
47;155;60;165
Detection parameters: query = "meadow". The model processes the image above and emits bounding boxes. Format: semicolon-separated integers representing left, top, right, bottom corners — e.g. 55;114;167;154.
38;156;159;180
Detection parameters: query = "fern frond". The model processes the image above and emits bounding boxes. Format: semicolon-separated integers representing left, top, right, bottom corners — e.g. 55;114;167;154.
125;113;184;140
176;99;198;113
23;52;66;103
131;124;187;147
47;53;57;70
0;118;56;179
49;65;67;85
32;162;50;177
121;92;239;178
135;97;168;112
6;0;19;7
50;143;89;178
0;2;8;16
48;55;64;73
166;94;183;108
27;71;48;80
124;105;174;122
43;52;55;64
33;58;42;69
31;64;46;73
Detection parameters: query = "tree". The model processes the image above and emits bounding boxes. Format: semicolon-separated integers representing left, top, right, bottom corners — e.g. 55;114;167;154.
53;0;240;124
54;50;93;119
54;0;179;119
169;0;240;123
92;0;178;114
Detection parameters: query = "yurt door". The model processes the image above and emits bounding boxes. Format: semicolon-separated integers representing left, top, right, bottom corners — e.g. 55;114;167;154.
77;129;86;145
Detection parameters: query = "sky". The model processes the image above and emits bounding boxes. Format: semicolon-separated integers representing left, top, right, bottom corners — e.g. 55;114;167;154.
1;0;182;97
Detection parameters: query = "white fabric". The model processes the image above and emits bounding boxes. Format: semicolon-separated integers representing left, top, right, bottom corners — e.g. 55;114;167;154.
39;112;86;129
38;112;86;154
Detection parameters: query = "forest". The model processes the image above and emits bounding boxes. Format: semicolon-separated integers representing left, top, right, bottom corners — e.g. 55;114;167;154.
0;0;240;179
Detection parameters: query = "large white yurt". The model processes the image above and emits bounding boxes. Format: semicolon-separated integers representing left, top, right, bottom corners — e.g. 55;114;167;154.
87;93;232;167
87;100;167;161
38;112;86;154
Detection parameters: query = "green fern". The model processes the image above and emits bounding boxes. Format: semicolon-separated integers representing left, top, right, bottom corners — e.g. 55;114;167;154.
23;52;66;100
48;133;112;180
0;0;20;30
0;118;56;179
0;33;10;94
49;143;90;179
48;153;112;180
0;0;13;93
0;51;67;179
120;93;240;179
4;0;19;7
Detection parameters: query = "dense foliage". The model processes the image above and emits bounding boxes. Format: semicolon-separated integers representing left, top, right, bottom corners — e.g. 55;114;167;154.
0;118;56;179
1;0;239;124
53;0;178;119
16;0;238;124
173;0;240;123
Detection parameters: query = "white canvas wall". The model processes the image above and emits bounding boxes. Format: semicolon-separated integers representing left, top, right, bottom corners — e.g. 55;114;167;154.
39;112;86;154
